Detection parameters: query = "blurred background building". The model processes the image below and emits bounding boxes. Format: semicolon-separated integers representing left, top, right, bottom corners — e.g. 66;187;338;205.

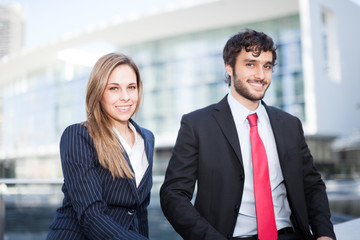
0;0;360;239
0;4;25;58
0;0;359;179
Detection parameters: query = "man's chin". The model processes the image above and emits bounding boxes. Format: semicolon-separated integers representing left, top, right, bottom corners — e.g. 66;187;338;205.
248;93;265;102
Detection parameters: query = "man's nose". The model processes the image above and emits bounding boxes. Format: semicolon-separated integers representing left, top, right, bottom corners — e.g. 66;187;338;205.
254;67;265;80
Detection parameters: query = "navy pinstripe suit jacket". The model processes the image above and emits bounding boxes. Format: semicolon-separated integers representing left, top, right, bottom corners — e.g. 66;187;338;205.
47;120;154;240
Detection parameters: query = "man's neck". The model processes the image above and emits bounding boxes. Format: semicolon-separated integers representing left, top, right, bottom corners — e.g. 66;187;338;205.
230;89;260;111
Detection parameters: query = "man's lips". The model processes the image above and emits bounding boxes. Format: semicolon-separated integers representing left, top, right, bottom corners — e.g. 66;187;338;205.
248;80;267;87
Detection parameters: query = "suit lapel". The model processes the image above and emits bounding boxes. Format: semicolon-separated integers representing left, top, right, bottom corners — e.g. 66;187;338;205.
129;119;153;197
212;96;243;166
122;150;140;203
263;102;287;168
137;131;153;193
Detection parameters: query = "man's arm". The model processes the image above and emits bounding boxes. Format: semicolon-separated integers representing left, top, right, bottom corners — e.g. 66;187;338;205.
296;118;336;240
160;114;226;240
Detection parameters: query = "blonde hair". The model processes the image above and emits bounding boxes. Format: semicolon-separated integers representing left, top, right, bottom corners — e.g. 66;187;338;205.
84;53;143;179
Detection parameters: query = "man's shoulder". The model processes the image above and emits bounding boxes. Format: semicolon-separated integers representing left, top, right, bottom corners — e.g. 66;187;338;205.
183;96;228;119
182;103;218;121
265;104;300;122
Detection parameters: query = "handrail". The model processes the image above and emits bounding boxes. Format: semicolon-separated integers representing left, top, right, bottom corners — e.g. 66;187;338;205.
0;178;63;184
2;177;359;187
0;177;359;239
0;176;165;185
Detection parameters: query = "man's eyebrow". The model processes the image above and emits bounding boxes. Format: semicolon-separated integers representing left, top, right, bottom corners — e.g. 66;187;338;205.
243;59;274;65
243;58;257;62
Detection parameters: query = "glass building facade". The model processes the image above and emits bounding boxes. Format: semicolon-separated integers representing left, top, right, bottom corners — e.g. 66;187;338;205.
0;14;303;178
125;14;304;136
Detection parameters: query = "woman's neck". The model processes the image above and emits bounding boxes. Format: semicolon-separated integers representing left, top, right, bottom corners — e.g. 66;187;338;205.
114;122;135;147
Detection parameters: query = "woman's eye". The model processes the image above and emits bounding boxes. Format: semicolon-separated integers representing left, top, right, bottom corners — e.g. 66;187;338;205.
110;87;118;91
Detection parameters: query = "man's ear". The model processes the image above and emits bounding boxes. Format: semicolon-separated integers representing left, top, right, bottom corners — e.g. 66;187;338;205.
226;64;233;76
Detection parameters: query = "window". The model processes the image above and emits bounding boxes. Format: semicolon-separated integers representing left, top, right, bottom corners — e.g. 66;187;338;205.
322;7;341;82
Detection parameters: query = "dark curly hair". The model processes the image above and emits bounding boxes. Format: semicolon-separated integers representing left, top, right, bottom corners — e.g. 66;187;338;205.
223;29;277;85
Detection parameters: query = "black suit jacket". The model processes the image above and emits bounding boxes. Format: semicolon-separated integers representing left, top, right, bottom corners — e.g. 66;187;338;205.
160;95;336;240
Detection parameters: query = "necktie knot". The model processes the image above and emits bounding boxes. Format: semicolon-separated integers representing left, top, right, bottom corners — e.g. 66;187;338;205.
247;113;258;127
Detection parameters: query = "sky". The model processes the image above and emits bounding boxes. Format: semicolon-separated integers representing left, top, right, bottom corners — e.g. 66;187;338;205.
1;0;360;49
0;0;190;49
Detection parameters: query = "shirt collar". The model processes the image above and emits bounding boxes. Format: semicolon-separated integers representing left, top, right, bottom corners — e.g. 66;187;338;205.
112;122;138;154
128;122;138;143
227;92;267;126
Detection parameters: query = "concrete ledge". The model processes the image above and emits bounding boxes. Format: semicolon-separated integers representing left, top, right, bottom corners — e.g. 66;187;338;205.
334;218;360;239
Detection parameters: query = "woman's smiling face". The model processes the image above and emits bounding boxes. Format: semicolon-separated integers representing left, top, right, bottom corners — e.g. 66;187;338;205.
101;64;139;129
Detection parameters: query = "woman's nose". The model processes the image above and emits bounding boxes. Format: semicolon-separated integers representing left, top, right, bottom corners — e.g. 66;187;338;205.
120;89;130;101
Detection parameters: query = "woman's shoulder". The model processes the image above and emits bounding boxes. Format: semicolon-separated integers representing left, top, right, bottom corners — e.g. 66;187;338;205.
62;122;88;134
61;122;92;143
140;126;154;138
131;120;154;141
59;123;97;164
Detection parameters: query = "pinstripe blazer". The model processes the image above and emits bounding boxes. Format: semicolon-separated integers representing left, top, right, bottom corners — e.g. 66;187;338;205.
47;119;154;240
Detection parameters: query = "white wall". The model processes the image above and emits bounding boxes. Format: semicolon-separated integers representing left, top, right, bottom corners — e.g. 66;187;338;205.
299;0;360;137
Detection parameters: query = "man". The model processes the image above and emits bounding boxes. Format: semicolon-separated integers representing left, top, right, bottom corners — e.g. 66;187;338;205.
160;29;336;240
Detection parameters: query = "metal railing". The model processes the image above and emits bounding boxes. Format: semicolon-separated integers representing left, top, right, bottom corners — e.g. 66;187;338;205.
0;176;181;240
0;178;64;240
0;177;359;240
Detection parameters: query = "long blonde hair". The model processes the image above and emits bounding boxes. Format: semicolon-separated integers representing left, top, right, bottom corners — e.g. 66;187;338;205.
84;53;143;179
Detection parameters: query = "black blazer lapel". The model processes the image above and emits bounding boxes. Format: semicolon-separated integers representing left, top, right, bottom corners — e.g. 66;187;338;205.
212;95;243;167
263;102;287;168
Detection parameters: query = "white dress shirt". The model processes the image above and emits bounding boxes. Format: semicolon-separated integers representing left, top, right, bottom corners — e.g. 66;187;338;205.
113;123;149;187
227;93;292;237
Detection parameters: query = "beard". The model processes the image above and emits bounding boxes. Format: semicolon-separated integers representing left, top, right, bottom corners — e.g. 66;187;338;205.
233;72;270;101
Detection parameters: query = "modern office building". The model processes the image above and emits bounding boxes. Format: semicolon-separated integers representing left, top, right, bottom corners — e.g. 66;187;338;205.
0;4;25;58
0;0;359;179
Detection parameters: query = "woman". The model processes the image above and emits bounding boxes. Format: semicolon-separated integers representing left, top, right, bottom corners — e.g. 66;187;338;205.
47;53;154;240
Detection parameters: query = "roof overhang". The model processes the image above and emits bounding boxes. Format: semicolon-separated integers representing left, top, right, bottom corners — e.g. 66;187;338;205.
0;0;299;81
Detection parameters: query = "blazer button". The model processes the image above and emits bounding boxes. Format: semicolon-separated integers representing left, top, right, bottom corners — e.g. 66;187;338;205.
127;209;135;215
239;174;244;180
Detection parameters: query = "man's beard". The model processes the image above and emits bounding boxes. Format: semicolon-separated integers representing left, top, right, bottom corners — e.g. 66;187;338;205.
233;72;270;101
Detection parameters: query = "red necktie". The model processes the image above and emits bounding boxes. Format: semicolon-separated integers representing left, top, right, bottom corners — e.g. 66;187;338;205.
247;114;277;240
